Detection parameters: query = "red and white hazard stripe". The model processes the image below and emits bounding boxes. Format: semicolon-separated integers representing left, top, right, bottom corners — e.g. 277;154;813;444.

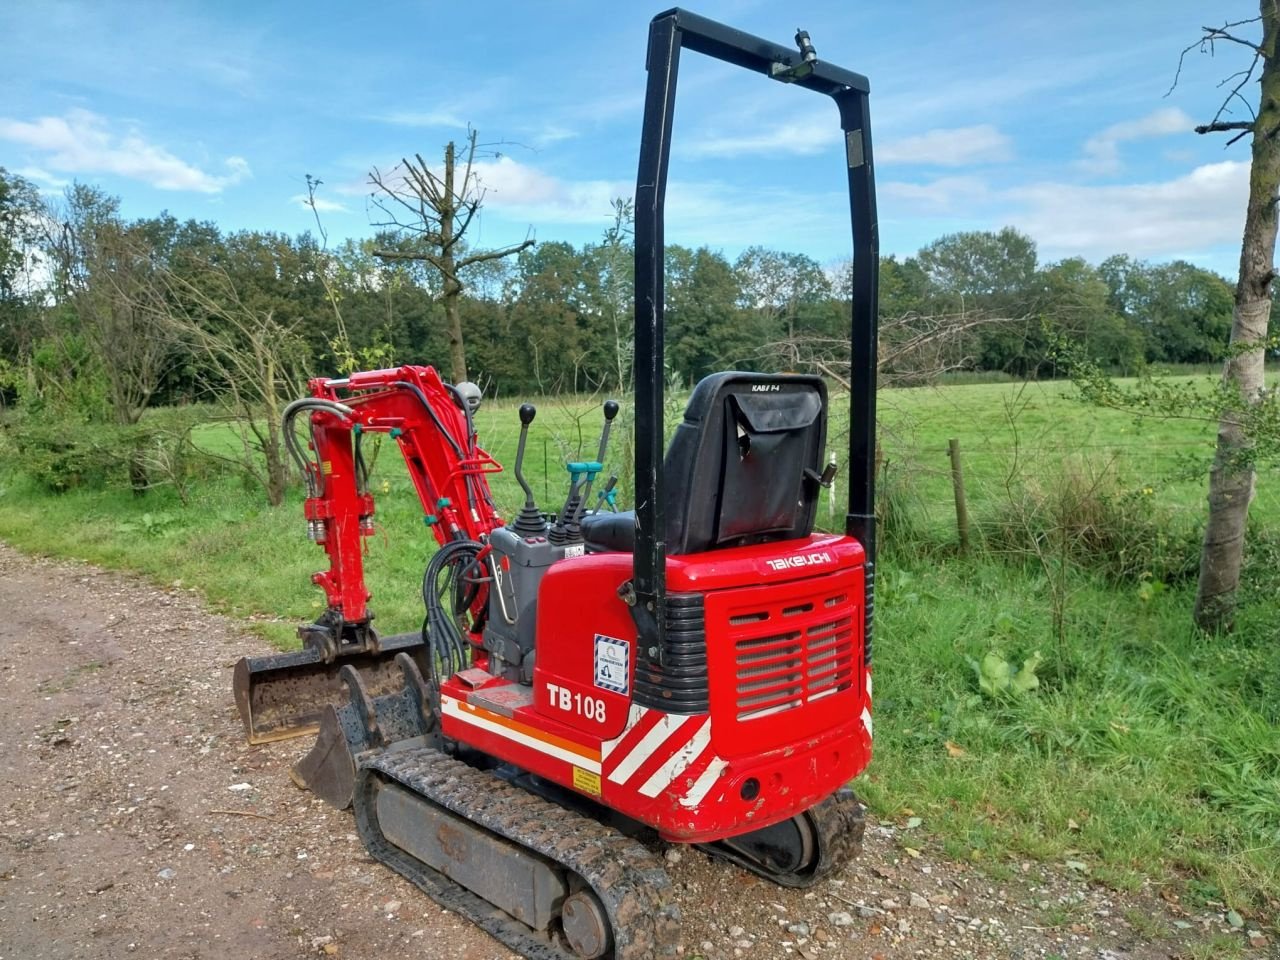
861;672;873;738
602;706;726;807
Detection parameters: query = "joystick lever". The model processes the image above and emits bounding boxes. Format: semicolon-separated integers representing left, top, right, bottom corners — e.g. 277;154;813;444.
574;400;619;524
549;400;620;544
510;404;547;535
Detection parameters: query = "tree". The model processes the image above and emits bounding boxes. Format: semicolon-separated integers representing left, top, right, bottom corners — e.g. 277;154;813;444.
508;241;596;393
164;259;308;506
734;247;831;344
368;130;534;384
1038;258;1143;373
1177;6;1280;631
664;246;743;384
0;168;45;400
58;190;173;428
589;198;635;392
915;227;1044;372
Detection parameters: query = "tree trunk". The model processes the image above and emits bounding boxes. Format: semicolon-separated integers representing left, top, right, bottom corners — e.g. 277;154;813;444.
262;355;287;508
1193;1;1279;632
440;141;468;385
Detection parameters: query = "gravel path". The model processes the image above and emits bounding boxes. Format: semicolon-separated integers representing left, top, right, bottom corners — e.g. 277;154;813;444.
0;543;1270;960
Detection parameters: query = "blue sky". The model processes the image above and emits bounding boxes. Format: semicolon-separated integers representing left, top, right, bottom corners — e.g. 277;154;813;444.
0;1;1261;276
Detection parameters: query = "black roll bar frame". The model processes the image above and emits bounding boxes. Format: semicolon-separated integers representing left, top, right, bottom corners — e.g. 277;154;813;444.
630;8;880;661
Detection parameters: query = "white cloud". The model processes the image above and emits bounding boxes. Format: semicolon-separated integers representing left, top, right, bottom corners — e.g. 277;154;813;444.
1080;107;1193;175
12;165;70;190
470;156;623;223
291;194;349;213
375;110;468;128
1015;160;1247;258
877;125;1013;167
884;160;1248;260
882;176;992;212
684;119;843;158
0;109;250;193
530;125;578;148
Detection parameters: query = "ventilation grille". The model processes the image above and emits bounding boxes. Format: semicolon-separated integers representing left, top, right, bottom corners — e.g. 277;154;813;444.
731;589;855;721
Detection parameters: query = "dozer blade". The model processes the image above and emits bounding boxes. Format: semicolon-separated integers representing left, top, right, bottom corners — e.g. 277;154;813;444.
232;632;427;745
291;652;438;810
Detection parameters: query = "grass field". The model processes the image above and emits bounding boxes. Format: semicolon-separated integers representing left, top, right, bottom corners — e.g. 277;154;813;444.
0;378;1277;921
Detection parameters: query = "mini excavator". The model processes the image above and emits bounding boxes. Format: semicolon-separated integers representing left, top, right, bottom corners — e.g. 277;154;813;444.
233;9;879;959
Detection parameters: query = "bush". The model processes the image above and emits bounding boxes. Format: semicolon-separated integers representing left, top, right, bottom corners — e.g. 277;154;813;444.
981;456;1200;584
6;408;217;496
8;414;118;491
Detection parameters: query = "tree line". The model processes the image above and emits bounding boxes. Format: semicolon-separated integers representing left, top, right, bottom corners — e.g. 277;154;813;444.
1;168;1250;410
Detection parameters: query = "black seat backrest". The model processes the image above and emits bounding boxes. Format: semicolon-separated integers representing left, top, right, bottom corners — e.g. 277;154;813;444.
664;372;828;555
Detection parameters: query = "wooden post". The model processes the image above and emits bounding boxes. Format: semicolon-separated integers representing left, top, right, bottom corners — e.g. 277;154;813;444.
948;438;970;552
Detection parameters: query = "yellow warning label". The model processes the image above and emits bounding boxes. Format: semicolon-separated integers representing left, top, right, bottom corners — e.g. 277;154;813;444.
572;767;602;796
321;460;333;476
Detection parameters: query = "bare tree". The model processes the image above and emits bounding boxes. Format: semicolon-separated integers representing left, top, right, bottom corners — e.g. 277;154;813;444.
164;262;309;506
1173;6;1279;631
57;200;176;493
72;221;173;428
367;130;534;383
598;197;634;393
762;309;1027;389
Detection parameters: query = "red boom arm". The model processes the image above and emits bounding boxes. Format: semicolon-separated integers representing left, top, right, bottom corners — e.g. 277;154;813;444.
295;365;505;628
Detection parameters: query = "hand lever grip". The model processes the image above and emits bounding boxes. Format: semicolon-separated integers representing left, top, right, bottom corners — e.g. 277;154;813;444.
576;400;620;524
511;405;547;535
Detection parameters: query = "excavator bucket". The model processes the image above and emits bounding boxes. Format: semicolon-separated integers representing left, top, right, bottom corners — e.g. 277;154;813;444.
290;652;438;809
232;633;427;745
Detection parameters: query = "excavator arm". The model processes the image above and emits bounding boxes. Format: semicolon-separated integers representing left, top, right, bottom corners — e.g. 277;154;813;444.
288;364;504;644
234;364;506;744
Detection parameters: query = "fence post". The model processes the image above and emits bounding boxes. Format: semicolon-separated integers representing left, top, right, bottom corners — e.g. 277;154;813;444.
948;437;970;552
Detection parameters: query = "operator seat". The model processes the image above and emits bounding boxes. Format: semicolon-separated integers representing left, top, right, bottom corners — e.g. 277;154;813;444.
581;372;828;555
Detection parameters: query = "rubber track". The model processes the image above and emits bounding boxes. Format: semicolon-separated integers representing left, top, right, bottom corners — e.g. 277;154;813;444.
701;786;866;889
354;746;680;960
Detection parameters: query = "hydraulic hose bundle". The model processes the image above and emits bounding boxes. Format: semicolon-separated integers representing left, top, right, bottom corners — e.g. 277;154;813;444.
420;538;486;681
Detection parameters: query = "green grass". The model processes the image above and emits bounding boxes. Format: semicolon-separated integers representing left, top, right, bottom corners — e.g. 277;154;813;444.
0;379;1277;918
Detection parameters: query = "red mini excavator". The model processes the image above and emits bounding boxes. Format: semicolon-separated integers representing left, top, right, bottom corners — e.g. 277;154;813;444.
233;9;880;959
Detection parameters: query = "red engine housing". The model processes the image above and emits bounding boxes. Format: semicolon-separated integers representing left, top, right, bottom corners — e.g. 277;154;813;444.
440;532;871;843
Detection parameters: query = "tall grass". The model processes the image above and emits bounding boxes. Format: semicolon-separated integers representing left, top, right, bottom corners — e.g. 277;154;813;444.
0;380;1277;913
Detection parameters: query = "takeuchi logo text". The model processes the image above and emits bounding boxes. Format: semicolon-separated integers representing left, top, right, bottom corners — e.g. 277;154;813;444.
766;551;832;571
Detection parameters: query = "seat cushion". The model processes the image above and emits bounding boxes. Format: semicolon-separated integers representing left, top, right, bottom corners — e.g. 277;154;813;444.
581;510;636;554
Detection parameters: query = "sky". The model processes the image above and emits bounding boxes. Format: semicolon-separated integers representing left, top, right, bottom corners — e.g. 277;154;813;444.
0;1;1263;277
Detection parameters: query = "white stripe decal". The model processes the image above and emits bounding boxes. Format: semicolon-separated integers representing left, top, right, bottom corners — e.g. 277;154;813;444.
442;697;601;774
679;755;728;808
861;706;873;738
606;713;695;785
638;720;711;798
601;705;646;762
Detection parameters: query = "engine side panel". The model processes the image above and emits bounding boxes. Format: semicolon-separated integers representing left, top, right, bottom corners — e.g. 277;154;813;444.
441;534;872;843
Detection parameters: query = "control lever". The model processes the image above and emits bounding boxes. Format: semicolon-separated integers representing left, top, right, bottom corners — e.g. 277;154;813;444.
804;456;839;498
574;400;619;525
510;404;547;535
548;399;619;544
819;457;838;487
595;474;619;513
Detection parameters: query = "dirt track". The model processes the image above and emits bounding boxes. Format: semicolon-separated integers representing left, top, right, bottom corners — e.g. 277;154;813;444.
0;543;1269;960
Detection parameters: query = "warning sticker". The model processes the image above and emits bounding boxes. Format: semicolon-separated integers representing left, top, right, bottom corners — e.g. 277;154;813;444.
572;766;602;796
593;634;630;695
